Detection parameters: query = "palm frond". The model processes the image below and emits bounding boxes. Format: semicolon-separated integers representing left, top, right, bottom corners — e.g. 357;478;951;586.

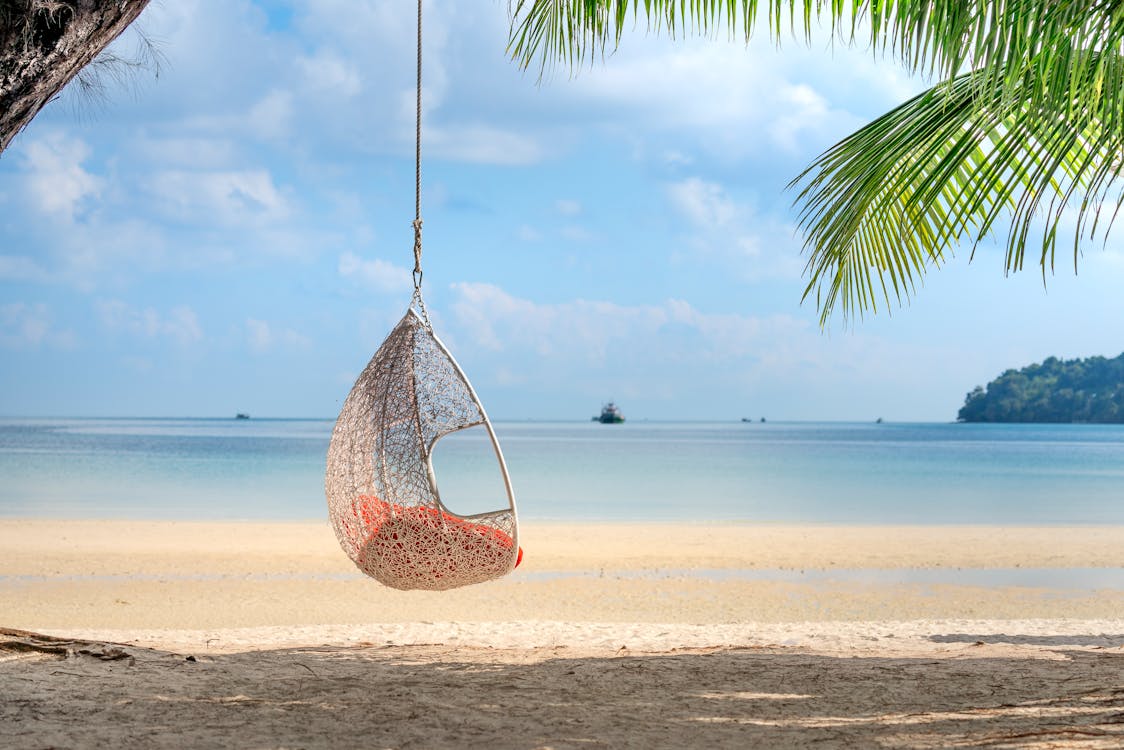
794;52;1124;326
509;0;770;79
509;0;1124;324
509;2;1124;82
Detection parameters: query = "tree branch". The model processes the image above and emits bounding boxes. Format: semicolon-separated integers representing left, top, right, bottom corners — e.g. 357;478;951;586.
0;0;152;155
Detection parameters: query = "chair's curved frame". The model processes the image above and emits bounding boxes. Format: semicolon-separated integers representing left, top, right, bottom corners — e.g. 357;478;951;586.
417;310;518;530
326;306;519;590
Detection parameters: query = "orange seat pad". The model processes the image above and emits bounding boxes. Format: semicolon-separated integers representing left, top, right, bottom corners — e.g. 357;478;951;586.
354;495;522;570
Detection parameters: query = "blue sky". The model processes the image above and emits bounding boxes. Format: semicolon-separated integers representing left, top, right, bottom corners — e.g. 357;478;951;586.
3;0;1124;421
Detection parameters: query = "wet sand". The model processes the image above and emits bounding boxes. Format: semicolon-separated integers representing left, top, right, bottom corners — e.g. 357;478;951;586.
3;520;1124;631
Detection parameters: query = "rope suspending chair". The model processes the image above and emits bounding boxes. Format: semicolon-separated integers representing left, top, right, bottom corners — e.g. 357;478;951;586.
324;0;520;591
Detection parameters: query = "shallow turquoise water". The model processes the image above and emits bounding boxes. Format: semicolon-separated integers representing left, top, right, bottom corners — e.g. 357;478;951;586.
2;418;1124;523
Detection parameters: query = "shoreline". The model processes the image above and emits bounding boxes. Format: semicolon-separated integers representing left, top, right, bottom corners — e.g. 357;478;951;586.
25;618;1124;656
3;519;1123;635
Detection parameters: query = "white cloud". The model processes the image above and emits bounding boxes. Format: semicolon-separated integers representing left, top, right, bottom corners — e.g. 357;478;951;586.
769;84;831;152
560;225;596;243
4;216;176;291
96;300;203;345
246;90;295;141
3;147;330;290
667;177;737;227
298;52;362;97
423;123;543;166
555;199;582;216
448;281;807;367
176;89;296;144
1;303;48;346
121;355;155;373
561;36;865;159
166;308;204;345
245;318;310;353
338;252;412;292
846;52;928;105
666;177;803;280
662;150;694;166
160;0;538;168
132;136;240;169
120;0;888;178
441;281;1007;420
516;225;542;242
0;303;75;349
246;318;272;353
0;256;52;283
19;133;102;222
294;0;421;53
148;169;289;226
450;282;663;359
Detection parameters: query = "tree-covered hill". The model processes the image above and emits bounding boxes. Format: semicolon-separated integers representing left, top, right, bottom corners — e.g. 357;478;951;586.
958;353;1124;423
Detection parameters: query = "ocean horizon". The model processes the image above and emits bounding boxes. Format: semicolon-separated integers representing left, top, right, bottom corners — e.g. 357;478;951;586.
3;416;1124;524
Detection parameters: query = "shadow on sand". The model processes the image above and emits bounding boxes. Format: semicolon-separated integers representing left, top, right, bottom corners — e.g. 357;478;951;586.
3;629;1124;749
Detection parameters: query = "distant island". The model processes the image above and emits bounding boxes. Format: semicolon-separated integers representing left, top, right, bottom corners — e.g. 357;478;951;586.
958;353;1124;423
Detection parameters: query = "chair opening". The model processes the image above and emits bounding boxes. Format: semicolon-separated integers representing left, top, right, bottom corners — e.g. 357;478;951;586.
429;424;513;518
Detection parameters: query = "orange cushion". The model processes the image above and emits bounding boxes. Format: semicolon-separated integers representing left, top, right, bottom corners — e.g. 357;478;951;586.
354;494;522;570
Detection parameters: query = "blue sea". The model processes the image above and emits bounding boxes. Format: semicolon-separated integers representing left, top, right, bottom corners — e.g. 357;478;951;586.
2;418;1124;524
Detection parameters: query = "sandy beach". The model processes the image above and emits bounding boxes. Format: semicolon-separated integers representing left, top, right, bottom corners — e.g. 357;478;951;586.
4;519;1124;747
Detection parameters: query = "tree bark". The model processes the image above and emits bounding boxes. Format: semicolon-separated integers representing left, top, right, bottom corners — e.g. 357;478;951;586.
0;0;150;155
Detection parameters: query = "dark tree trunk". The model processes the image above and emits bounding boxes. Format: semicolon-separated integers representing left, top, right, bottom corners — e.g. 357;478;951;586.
0;0;150;155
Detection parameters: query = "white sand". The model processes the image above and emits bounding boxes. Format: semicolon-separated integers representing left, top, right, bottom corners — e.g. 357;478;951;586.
4;520;1124;748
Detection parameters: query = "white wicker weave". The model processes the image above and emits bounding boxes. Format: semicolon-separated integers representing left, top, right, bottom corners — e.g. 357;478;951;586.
325;305;519;591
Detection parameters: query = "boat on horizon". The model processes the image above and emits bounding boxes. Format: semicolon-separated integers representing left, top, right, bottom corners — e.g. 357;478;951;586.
235;413;250;420
594;402;625;424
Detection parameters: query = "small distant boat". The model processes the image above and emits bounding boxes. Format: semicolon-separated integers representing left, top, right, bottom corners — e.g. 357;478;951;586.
594;402;625;424
235;413;250;420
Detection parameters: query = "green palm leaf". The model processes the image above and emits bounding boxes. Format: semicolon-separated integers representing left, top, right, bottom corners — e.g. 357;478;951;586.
508;1;1124;324
795;53;1124;324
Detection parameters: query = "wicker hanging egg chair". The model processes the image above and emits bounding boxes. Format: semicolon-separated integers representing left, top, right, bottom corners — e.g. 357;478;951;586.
325;302;520;591
325;0;519;590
